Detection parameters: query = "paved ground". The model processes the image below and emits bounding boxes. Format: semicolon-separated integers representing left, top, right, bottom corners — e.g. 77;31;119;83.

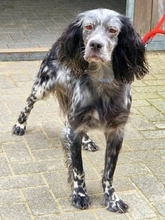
0;53;165;220
0;0;125;50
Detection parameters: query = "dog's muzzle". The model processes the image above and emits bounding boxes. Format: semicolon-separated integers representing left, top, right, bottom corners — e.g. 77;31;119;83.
84;39;109;63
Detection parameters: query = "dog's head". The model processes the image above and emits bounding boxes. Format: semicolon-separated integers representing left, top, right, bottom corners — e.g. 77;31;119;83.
57;8;148;82
81;9;121;64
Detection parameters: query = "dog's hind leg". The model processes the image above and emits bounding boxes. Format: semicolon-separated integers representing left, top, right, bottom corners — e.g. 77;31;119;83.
102;129;128;213
13;57;57;136
61;124;90;209
82;133;99;151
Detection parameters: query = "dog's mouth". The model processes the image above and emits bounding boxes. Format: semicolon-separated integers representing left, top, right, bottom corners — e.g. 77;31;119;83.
84;55;105;63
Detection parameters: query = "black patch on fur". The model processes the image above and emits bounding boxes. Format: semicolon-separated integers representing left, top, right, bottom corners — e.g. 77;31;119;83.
56;17;88;76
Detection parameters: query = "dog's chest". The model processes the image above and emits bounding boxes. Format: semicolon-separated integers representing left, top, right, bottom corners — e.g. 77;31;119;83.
90;97;117;124
70;90;124;130
68;74;131;130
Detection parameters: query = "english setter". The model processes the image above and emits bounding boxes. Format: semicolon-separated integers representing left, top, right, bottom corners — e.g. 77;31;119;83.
13;8;148;213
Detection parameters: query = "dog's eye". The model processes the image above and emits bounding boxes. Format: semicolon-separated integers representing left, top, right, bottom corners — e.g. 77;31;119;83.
109;28;117;34
85;24;93;30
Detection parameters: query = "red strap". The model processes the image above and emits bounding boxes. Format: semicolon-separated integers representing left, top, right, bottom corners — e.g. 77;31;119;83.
142;14;165;44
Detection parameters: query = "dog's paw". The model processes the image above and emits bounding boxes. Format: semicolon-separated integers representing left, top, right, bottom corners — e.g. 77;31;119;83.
104;191;128;213
82;136;99;152
71;189;90;209
106;198;128;213
12;123;26;136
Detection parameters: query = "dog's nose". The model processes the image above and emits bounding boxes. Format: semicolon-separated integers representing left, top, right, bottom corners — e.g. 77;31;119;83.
89;41;103;51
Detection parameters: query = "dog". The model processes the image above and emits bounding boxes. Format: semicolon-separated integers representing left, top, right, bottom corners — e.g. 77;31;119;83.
13;8;148;213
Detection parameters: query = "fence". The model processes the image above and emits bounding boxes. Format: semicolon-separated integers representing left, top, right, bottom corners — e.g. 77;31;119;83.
126;0;165;50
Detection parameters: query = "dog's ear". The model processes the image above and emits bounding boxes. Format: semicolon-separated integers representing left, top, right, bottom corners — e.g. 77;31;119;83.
56;16;88;76
112;16;148;83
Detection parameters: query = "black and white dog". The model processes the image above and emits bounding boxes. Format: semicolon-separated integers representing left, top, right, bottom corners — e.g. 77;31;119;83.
13;9;148;213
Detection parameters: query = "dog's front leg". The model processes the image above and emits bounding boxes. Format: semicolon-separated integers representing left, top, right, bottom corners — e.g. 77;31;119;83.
102;129;128;213
61;124;90;209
